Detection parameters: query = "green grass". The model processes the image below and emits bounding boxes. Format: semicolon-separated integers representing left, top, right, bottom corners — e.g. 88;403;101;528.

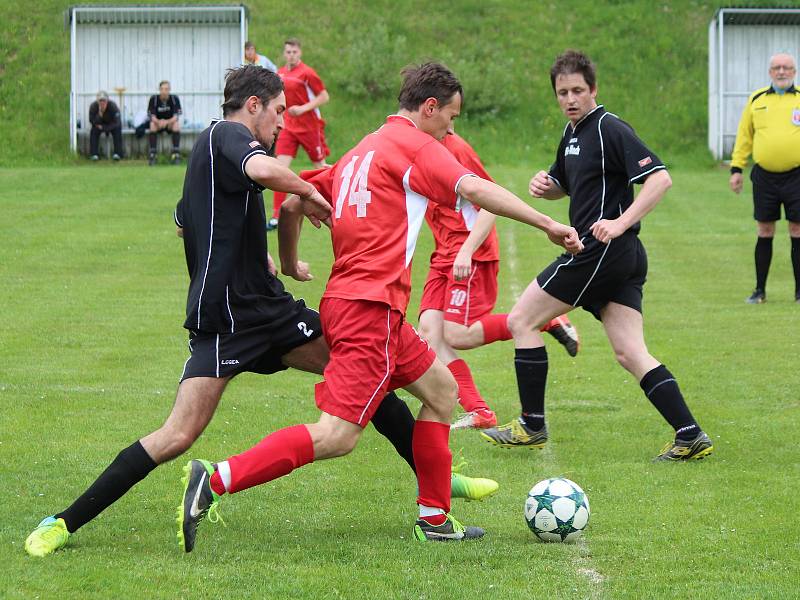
1;161;799;598
7;0;792;167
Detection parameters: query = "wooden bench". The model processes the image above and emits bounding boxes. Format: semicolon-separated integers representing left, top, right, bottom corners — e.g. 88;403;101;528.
76;127;204;159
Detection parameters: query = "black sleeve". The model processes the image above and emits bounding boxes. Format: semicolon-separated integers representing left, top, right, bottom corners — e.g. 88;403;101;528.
602;116;666;184
147;96;156;118
89;102;99;126
174;197;184;227
107;101;121;129
172;95;182;115
547;134;570;195
216;122;268;191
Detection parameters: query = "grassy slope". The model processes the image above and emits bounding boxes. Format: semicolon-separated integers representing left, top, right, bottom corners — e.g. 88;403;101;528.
0;163;798;598
0;0;729;167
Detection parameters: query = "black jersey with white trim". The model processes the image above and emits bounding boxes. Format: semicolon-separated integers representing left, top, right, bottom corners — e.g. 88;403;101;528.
548;105;665;253
178;119;279;334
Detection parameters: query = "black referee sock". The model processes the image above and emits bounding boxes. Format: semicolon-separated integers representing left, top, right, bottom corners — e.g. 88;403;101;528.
371;391;416;473
640;365;699;441
515;347;548;431
755;236;774;292
171;132;181;153
56;440;157;533
148;133;157;155
791;237;800;296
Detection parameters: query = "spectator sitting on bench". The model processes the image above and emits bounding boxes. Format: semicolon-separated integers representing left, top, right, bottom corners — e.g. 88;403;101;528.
147;80;182;165
89;91;124;161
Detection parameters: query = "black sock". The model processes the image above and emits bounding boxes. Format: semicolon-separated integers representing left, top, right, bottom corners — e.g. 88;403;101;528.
640;365;699;440
791;237;800;296
755;236;773;291
515;347;548;430
55;441;157;533
371;391;416;473
148;133;157;155
171;131;180;152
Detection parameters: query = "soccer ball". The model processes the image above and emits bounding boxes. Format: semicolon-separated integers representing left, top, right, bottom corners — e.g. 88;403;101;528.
524;477;590;542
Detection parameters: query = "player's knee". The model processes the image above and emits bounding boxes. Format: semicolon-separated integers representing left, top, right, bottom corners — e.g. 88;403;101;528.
507;309;536;338
156;427;198;461
325;428;360;457
443;325;470;349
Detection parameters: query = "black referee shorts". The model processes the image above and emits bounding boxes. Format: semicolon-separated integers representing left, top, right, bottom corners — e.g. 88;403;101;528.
180;298;322;381
536;232;648;321
751;164;800;222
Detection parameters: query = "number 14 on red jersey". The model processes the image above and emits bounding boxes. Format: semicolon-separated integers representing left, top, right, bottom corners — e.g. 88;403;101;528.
335;151;375;219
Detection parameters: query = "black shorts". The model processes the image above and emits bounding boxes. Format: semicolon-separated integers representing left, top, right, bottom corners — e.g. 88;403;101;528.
180;298;322;381
751;164;800;222
536;232;648;321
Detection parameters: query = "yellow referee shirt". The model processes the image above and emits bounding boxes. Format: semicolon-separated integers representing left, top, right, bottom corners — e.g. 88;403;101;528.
730;84;800;174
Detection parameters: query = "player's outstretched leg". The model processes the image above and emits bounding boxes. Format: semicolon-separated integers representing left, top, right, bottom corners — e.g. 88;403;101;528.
541;314;580;357
177;459;223;552
414;513;485;542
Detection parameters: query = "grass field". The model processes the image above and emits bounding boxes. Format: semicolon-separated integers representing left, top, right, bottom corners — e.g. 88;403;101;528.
1;159;799;599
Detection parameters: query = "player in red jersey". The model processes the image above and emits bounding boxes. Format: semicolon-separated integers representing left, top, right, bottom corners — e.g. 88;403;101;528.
418;129;580;431
180;63;582;545
270;38;330;228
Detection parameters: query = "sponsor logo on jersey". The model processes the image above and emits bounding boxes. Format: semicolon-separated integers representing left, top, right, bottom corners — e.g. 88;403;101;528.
792;108;800;126
638;156;653;167
221;359;240;365
249;140;261;148
564;144;580;157
569;137;578;143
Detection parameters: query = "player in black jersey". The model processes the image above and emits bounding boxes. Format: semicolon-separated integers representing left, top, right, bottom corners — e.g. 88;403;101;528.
481;50;713;462
24;65;490;558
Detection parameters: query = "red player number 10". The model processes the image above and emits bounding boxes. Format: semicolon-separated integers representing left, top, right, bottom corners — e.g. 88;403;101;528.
335;151;375;219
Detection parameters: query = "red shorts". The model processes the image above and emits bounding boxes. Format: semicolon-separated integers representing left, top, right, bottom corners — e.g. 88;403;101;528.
419;260;499;326
316;297;436;427
275;125;330;163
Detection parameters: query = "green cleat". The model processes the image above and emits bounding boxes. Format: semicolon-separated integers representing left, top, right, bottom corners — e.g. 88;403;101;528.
480;418;548;449
413;513;485;542
654;431;714;462
177;459;223;553
451;472;499;501
24;516;69;557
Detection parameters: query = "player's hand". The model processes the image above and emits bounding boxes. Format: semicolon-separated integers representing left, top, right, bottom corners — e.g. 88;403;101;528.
288;106;305;117
529;170;554;198
589;219;627;244
267;253;278;275
729;172;743;194
452;249;473;281
285;260;314;282
176;227;183;238
547;222;583;254
299;187;332;228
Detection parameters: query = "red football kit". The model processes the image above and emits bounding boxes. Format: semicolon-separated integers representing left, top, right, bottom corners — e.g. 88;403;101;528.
302;116;474;425
420;132;501;326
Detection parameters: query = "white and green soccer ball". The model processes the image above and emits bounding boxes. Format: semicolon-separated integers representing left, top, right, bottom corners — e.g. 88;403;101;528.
525;477;590;542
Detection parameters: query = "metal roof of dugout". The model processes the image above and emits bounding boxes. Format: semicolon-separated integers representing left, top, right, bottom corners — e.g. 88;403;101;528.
708;7;800;160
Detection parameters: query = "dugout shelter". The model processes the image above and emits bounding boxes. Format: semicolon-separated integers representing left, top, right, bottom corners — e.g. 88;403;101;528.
708;7;800;160
67;4;248;156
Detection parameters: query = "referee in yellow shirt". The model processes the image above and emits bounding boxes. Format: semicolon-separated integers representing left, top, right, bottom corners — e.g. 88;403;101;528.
729;53;800;304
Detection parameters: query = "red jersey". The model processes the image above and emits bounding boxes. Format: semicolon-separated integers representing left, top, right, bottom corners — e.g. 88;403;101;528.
278;61;326;132
303;116;474;313
426;132;500;267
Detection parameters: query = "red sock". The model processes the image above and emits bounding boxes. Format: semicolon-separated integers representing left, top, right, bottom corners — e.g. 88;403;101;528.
480;313;512;344
210;470;225;495
413;420;451;514
540;318;557;332
447;359;489;413
420;513;447;526
225;425;314;494
273;191;286;219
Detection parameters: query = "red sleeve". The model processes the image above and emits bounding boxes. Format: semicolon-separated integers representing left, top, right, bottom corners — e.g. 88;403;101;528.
304;66;326;96
300;167;334;204
409;141;473;209
443;134;493;182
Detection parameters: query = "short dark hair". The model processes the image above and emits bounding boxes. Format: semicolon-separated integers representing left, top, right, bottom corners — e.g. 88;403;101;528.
221;65;284;117
244;41;255;50
550;50;596;91
159;80;170;88
284;37;301;48
397;62;463;111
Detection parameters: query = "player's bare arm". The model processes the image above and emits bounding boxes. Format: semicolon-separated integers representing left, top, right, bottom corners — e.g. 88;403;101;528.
529;170;566;200
453;208;496;281
458;175;583;254
277;195;314;281
590;169;672;244
288;89;329;117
